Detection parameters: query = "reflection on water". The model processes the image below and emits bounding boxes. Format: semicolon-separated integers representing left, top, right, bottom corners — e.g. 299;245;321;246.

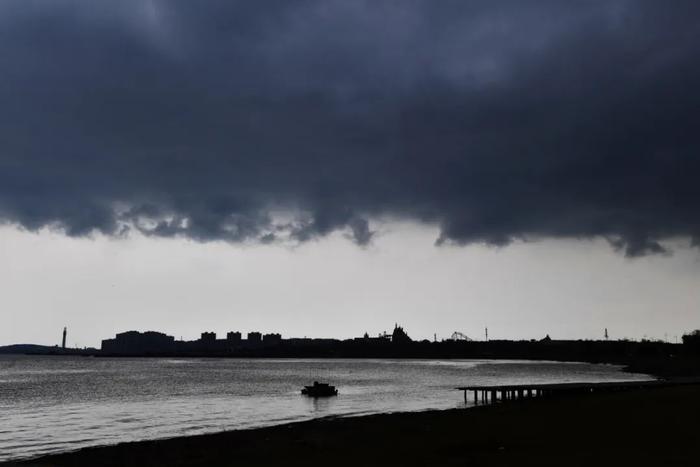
0;356;652;461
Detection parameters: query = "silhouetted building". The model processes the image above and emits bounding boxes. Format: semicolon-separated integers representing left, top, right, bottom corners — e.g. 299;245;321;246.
102;331;175;354
392;324;412;344
62;327;67;349
200;332;216;342
227;331;242;344
353;331;391;345
247;332;262;343
263;333;282;346
682;330;700;354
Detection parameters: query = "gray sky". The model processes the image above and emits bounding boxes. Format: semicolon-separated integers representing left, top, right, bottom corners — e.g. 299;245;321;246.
2;1;700;346
2;223;699;347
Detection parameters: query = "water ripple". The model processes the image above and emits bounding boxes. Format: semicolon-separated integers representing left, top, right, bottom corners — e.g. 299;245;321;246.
0;356;652;462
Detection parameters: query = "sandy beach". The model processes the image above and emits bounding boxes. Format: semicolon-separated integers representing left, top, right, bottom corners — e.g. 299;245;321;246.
6;383;698;467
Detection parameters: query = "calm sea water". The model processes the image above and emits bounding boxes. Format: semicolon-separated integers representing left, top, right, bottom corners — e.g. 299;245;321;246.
0;356;652;461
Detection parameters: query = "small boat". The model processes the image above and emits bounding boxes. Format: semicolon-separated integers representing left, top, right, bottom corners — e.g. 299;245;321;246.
301;381;338;397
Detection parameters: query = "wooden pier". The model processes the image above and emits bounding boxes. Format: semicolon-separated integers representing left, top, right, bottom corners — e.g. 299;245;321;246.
457;378;700;405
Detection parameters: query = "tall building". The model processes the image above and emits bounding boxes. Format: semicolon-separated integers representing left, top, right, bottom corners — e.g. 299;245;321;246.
62;327;67;349
200;332;216;342
227;331;242;344
247;332;262;343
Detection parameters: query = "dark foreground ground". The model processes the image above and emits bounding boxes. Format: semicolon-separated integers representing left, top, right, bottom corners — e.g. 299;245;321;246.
6;384;699;467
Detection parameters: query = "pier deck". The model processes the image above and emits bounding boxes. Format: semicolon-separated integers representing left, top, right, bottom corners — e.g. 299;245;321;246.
457;378;700;404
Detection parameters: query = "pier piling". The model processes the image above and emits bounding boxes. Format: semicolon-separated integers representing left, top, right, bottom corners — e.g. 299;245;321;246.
457;379;700;405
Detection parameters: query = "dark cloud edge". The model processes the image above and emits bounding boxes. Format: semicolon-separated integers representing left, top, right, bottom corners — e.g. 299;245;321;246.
1;207;694;258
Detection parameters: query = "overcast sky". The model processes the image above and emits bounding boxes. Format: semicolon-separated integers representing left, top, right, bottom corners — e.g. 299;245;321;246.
2;1;700;346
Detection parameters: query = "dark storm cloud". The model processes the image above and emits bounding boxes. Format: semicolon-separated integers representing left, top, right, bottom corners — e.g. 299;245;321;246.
1;0;700;255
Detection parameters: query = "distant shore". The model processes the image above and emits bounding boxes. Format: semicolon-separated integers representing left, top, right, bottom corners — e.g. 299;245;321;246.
1;337;687;366
6;382;699;467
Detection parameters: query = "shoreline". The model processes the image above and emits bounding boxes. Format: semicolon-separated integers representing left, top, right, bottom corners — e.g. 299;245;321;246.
6;383;700;467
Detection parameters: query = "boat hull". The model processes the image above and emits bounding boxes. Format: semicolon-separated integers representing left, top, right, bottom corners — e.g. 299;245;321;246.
301;384;338;397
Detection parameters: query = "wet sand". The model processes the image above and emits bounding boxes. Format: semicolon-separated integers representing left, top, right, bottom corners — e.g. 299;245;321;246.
6;384;699;467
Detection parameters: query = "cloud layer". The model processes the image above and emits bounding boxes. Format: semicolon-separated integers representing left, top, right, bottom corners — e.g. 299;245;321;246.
1;0;699;255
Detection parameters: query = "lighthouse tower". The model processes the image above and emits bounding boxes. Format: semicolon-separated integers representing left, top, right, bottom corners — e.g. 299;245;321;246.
62;327;67;349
